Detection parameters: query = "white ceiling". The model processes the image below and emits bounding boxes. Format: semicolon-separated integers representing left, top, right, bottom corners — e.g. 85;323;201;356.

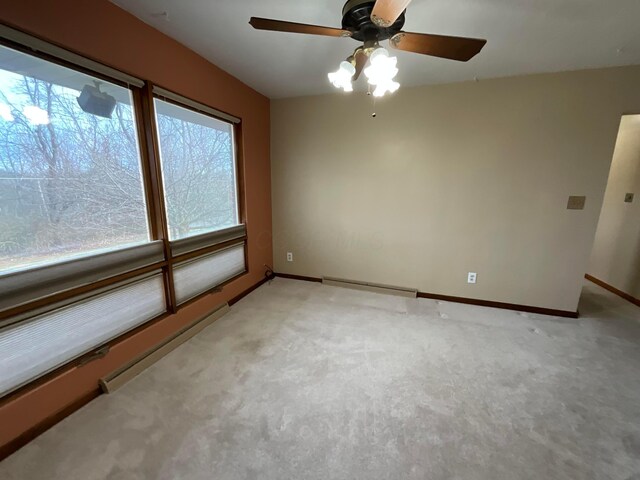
111;0;640;99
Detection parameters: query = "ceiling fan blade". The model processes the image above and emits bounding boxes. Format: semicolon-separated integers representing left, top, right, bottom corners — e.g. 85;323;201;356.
371;0;413;28
390;32;487;62
249;17;351;38
353;50;369;80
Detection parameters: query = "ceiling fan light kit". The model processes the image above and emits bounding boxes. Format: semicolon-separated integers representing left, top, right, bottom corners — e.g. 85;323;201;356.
250;0;487;98
328;60;357;92
364;48;400;97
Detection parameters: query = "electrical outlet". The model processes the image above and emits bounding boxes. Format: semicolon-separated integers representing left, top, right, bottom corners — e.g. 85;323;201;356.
286;252;293;262
468;272;477;284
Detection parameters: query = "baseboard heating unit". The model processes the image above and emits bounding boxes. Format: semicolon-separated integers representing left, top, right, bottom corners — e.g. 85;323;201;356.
99;303;230;393
322;277;418;298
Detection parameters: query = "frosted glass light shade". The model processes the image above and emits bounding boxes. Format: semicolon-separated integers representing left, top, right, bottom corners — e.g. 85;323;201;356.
328;61;356;92
364;48;400;97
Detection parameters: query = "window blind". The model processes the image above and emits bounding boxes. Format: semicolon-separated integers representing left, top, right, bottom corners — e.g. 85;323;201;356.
0;241;165;317
170;225;246;257
0;274;166;397
173;243;246;305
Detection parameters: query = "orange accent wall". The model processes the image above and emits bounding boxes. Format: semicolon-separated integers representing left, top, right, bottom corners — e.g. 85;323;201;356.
0;0;272;453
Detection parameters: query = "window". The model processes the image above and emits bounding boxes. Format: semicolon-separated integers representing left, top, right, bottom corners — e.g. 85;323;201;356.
0;44;150;273
0;25;249;398
154;99;239;240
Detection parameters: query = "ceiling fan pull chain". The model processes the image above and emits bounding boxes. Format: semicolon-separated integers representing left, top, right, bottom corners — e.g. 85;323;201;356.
369;87;377;118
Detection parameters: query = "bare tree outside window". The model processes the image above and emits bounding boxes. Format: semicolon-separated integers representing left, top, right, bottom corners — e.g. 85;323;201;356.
0;46;150;273
154;99;239;240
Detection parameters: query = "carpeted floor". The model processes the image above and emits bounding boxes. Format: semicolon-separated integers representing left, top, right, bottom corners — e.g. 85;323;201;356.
1;278;640;480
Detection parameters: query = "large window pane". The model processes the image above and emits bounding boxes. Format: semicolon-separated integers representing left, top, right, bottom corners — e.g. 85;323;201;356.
154;99;239;240
0;45;150;273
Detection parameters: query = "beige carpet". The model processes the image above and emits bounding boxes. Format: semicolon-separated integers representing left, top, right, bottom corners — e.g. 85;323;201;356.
1;278;639;479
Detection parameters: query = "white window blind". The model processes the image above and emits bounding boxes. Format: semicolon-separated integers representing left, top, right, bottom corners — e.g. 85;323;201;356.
0;242;164;317
170;225;246;257
173;243;246;305
0;274;166;397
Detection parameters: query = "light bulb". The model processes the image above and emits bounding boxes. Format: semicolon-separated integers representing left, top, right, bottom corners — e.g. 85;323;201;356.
328;61;356;92
372;80;400;97
23;105;50;125
364;48;400;97
0;104;13;122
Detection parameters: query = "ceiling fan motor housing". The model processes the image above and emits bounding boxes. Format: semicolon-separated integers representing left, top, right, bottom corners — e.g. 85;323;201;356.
342;0;406;43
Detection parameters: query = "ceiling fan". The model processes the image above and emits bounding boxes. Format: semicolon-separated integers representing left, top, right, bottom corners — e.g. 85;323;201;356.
249;0;487;97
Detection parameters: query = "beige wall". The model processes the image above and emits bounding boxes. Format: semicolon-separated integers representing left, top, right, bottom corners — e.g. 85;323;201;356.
589;115;640;299
271;66;640;313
